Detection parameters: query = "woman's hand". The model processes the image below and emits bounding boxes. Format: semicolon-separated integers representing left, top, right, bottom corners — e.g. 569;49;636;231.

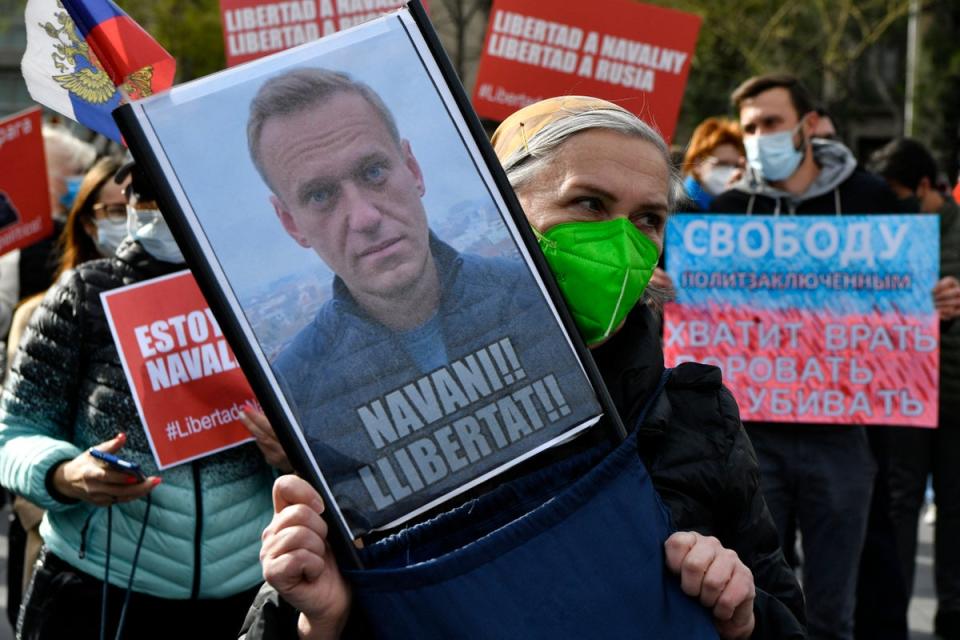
51;433;160;506
240;402;293;472
665;531;756;640
261;475;350;640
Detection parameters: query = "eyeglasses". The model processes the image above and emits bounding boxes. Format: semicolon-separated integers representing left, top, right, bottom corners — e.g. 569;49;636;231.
92;203;128;222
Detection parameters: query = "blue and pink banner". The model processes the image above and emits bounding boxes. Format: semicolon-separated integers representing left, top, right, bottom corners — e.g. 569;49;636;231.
664;214;940;428
21;0;175;142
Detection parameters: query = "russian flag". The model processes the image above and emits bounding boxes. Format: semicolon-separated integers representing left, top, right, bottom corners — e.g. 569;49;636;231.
20;0;175;143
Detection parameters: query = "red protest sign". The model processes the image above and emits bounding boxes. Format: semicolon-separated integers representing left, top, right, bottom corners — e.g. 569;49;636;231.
0;107;53;256
473;0;701;142
102;271;257;469
219;0;420;67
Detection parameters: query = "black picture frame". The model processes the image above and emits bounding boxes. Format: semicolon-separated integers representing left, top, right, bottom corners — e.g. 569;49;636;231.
115;0;624;569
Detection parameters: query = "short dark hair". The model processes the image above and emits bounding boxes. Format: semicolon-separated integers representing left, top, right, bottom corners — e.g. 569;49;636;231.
731;73;815;119
247;68;400;192
869;138;938;191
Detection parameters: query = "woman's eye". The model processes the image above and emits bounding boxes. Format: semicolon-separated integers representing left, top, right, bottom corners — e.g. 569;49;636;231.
632;213;662;229
574;197;603;213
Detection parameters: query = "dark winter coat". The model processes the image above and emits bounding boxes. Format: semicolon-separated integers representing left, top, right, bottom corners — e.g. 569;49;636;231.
240;305;805;639
593;305;805;637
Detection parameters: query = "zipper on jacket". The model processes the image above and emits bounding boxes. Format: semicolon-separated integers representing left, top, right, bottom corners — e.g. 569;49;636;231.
78;508;98;559
191;461;203;598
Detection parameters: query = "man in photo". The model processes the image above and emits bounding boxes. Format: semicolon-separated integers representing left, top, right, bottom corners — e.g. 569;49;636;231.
245;68;590;529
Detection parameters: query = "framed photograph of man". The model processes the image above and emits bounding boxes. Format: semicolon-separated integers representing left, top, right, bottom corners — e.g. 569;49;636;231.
116;2;613;551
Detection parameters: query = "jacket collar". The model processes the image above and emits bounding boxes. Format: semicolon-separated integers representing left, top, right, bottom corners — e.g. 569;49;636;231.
728;138;858;208
590;304;668;434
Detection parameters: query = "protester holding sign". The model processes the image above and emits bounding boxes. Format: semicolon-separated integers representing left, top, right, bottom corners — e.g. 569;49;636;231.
243;96;805;640
709;73;901;640
0;164;276;640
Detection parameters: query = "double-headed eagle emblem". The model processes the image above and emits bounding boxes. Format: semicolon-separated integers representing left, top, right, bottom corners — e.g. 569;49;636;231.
40;2;155;105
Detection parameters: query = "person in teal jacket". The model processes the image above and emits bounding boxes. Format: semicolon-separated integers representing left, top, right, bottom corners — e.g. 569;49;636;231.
0;165;276;639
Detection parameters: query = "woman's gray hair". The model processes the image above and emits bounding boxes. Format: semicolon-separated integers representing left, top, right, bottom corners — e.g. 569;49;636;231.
501;107;680;309
42;125;97;174
500;108;685;213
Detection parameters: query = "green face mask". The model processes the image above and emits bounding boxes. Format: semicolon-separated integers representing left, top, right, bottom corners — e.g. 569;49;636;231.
534;217;660;345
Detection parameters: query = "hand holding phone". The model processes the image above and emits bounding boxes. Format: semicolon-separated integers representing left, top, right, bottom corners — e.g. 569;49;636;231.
52;433;160;506
89;448;145;482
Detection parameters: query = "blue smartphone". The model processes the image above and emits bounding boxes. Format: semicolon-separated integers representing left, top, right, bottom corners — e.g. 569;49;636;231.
89;449;145;482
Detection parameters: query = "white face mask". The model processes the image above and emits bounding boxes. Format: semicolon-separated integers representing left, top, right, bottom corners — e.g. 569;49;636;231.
94;218;128;257
127;208;185;264
701;165;738;196
744;123;805;182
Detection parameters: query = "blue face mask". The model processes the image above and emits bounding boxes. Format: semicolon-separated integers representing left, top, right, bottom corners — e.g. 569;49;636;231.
94;218;128;257
59;175;84;210
127;208;185;264
745;124;805;182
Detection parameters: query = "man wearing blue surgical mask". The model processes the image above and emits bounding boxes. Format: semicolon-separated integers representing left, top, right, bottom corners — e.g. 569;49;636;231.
709;74;901;640
711;74;897;216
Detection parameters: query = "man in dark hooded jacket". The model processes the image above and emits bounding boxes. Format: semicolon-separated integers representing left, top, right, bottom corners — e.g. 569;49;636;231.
711;73;900;640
